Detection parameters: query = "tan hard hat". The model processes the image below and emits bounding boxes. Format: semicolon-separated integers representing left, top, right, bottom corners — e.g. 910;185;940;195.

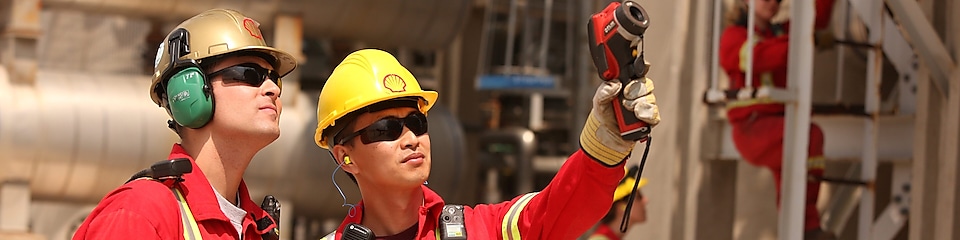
149;8;297;106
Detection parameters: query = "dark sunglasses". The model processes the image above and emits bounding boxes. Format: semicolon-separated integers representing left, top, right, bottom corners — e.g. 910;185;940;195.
337;112;429;145
207;63;282;91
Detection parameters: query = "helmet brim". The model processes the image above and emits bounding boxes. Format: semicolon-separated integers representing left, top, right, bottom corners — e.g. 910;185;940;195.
149;46;298;106
315;90;438;149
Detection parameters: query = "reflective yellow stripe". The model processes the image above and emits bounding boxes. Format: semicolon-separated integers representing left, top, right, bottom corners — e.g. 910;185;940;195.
501;192;539;240
172;188;203;240
588;235;612;240
808;156;826;170
725;97;782;109
738;37;760;72
320;231;335;240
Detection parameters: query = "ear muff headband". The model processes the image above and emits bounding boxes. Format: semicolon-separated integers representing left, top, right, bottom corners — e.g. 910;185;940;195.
163;28;215;129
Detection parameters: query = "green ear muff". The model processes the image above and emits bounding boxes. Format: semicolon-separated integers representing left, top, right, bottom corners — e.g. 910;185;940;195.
167;66;214;128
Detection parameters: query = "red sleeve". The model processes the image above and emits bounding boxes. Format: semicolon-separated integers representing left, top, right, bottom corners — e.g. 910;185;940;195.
72;182;180;240
78;209;164;240
719;26;790;84
719;26;748;78
514;150;625;239
815;0;837;30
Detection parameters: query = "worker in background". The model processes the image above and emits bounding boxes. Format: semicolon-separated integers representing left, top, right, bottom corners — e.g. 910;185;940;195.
315;48;660;239
72;9;296;240
585;165;649;240
718;0;837;239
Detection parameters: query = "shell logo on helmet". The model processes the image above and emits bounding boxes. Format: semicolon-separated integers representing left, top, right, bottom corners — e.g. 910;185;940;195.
383;74;407;92
242;18;263;39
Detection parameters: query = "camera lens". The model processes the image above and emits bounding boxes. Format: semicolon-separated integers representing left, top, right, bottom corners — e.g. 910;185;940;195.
615;1;649;36
629;5;645;22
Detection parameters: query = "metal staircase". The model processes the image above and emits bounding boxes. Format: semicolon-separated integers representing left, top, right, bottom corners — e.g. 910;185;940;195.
704;0;957;239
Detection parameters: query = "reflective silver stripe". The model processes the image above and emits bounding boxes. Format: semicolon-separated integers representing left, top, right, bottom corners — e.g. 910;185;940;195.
320;231;336;240
501;192;539;240
172;188;203;240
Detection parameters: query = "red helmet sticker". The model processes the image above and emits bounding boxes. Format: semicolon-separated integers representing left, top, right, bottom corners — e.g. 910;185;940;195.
383;74;407;92
242;18;263;39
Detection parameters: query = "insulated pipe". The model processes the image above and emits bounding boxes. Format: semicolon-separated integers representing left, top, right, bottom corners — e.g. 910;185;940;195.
0;68;472;218
0;69;179;203
42;0;472;51
41;0;279;23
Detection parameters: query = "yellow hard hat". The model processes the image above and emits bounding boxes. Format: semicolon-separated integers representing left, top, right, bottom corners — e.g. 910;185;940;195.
314;49;438;149
149;8;297;106
613;165;648;202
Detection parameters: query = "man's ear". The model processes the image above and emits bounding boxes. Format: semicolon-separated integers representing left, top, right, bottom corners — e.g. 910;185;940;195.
332;145;348;165
332;145;359;174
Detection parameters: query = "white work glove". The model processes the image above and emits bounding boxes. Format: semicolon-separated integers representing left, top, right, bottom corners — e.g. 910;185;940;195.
622;75;660;126
580;66;660;166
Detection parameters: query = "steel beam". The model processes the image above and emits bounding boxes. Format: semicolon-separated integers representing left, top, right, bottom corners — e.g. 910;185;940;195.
871;163;911;240
858;0;884;238
934;68;960;240
885;0;955;97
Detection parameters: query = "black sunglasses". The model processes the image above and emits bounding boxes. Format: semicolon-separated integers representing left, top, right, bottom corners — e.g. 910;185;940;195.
337;112;429;145
207;63;282;91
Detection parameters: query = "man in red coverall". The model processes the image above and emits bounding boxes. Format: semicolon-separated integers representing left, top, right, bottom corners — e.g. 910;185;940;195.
73;9;297;240
314;48;660;239
719;0;836;239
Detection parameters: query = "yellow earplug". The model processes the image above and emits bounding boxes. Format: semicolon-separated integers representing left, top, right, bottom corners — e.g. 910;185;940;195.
343;156;352;165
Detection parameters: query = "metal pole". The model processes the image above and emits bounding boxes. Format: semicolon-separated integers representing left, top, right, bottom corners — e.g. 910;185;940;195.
538;0;554;70
565;0;578;151
710;0;722;93
476;0;496;87
745;0;756;89
780;0;815;239
858;0;883;238
573;0;594;152
835;0;849;103
505;0;519;68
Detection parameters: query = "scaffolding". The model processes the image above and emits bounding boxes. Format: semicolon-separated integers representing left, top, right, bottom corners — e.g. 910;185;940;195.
705;0;959;239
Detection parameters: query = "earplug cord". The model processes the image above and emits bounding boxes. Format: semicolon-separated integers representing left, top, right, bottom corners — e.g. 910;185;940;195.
620;136;651;233
328;152;358;217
